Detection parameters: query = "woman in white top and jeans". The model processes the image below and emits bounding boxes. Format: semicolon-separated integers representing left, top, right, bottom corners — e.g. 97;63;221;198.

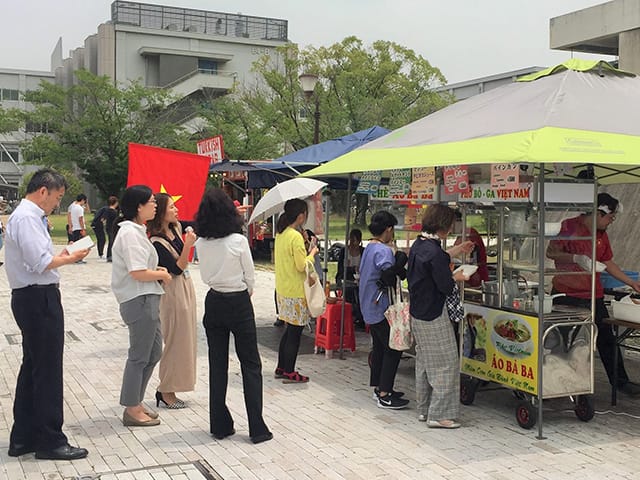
195;188;272;444
111;185;171;427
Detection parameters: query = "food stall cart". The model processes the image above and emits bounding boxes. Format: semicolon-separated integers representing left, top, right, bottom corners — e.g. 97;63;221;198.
458;174;598;434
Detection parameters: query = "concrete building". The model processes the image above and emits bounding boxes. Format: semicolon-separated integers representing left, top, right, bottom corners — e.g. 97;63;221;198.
0;68;55;200
0;1;289;195
54;1;289;127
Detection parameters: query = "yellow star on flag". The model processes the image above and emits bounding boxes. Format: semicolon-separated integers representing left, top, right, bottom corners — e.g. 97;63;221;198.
159;184;182;204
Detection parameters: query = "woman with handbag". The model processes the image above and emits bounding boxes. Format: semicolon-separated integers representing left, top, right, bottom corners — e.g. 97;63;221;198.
195;188;272;443
274;199;319;383
359;211;409;409
407;204;472;429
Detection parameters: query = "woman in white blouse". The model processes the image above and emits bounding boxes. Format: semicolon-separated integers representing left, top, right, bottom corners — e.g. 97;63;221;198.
111;185;171;427
194;188;272;444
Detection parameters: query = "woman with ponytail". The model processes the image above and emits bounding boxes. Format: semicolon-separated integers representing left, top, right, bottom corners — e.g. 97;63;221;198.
274;199;318;383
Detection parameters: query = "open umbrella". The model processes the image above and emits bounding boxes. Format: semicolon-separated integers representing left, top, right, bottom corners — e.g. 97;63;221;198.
301;60;640;184
248;178;327;224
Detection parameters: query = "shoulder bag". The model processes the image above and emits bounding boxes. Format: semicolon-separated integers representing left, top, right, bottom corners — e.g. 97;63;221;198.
304;260;326;317
385;278;413;351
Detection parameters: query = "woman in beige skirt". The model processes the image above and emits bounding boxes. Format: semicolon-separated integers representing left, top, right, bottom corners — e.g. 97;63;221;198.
148;192;198;408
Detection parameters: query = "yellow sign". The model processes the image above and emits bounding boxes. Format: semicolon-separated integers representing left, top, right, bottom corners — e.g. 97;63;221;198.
461;304;539;394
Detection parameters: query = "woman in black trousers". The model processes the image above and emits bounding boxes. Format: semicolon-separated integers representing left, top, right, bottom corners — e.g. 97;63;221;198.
194;188;272;444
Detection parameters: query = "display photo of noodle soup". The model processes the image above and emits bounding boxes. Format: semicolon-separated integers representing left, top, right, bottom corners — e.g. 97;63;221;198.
491;316;534;358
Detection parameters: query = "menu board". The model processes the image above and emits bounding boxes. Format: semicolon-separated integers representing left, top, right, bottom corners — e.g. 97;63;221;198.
411;167;436;200
388;169;412;198
491;163;520;189
443;165;470;194
356;171;382;195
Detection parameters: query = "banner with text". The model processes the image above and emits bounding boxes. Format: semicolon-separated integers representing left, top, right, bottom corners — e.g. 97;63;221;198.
458;183;533;203
197;135;225;164
460;304;539;395
356;170;382;195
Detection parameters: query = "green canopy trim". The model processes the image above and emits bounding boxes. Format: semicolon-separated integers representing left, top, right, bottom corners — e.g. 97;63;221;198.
517;59;635;82
302;127;640;182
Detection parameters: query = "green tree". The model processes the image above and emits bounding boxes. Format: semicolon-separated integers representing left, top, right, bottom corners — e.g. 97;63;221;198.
199;37;452;223
0;107;21;133
21;70;193;198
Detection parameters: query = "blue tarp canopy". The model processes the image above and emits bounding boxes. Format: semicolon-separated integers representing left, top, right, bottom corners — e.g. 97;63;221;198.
247;126;390;189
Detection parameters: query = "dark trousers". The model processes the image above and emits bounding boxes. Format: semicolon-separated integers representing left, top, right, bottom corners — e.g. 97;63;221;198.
106;232;114;260
10;286;68;450
277;323;304;373
92;225;106;257
71;230;83;242
555;295;629;386
203;290;269;438
369;320;402;392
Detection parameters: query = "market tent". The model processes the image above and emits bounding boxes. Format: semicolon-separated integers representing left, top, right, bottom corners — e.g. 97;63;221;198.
248;126;390;188
302;60;640;184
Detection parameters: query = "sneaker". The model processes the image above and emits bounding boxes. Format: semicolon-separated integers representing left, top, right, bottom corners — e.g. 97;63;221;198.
418;414;427;422
377;393;409;409
373;388;405;400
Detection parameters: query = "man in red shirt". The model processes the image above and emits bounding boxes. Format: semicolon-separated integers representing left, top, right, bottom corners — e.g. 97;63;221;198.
547;193;640;395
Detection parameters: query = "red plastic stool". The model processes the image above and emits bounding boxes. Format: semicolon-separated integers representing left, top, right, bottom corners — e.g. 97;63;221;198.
314;300;356;356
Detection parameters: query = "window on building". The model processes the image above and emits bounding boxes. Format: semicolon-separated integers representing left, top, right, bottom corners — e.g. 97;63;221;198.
198;59;218;74
1;89;19;101
25;121;51;134
0;150;19;163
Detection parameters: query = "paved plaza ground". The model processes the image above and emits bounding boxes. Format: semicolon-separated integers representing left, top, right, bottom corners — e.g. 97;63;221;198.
1;250;640;479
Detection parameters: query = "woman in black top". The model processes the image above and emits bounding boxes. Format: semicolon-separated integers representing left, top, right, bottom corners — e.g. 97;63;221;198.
407;204;471;429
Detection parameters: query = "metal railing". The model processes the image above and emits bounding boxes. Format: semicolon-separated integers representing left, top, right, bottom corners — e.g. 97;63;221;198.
162;69;237;89
111;1;288;41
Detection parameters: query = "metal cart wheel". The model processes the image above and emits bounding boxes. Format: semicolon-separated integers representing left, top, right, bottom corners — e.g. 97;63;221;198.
515;400;537;429
460;376;477;405
574;395;595;422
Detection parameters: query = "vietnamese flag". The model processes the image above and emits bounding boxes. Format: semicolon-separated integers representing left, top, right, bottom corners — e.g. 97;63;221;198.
127;143;210;220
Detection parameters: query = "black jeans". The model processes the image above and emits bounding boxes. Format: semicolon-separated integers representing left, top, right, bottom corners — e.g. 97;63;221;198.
203;290;269;438
555;295;629;386
106;231;114;260
92;225;106;257
277;323;305;373
10;286;68;450
369;320;402;392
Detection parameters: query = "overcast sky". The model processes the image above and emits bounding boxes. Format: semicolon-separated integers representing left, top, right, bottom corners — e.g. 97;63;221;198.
1;0;613;84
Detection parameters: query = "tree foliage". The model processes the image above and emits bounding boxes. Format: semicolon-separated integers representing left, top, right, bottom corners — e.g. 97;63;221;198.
20;70;192;198
0;107;21;133
199;37;452;161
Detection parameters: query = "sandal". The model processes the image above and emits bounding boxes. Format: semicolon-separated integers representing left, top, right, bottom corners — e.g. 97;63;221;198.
282;371;309;384
274;368;286;379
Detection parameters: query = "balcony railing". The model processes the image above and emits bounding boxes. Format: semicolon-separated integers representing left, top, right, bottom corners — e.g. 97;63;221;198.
111;1;288;41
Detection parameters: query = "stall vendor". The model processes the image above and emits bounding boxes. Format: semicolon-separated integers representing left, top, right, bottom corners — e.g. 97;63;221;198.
546;192;640;396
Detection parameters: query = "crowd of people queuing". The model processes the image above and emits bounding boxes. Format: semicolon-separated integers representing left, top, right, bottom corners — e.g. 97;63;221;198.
6;168;638;460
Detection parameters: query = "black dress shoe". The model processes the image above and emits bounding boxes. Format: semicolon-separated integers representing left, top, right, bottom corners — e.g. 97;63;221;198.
35;444;88;460
212;428;235;440
618;382;640;396
250;432;273;444
8;444;35;457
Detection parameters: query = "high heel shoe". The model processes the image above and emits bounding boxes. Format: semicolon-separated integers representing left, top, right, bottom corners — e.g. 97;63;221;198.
155;391;186;409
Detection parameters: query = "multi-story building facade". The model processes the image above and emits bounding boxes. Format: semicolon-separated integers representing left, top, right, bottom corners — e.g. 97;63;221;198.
0;1;289;194
0;68;55;200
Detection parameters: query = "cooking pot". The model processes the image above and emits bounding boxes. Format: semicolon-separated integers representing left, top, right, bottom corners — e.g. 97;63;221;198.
533;293;565;314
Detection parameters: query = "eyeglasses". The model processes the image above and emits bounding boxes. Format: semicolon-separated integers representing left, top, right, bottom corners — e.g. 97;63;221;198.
147;198;157;204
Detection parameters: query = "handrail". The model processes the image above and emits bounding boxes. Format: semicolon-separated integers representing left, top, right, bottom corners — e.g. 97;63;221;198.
162;69;237;89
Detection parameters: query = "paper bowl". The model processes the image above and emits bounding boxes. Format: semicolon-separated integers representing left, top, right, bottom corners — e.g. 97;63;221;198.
545;222;562;236
491;315;533;358
455;264;478;277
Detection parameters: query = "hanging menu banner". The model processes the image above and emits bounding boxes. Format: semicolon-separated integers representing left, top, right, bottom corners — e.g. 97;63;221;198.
388;169;412;198
458;183;533;203
356;170;382;195
491;163;520;189
411;167;436;200
443;165;470;194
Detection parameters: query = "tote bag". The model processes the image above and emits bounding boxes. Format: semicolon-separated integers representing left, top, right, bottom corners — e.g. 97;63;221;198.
385;279;413;351
304;261;326;317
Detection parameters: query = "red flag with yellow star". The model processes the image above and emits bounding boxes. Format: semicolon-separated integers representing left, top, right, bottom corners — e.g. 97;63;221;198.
127;143;210;220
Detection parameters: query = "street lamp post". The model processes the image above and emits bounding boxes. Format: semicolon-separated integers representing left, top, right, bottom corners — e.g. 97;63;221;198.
298;73;320;145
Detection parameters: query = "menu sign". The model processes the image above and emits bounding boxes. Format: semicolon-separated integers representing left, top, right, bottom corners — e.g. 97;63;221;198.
388;169;412;197
460;304;539;394
443;165;470;194
491;163;519;189
411;167;436;200
356;171;382;195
